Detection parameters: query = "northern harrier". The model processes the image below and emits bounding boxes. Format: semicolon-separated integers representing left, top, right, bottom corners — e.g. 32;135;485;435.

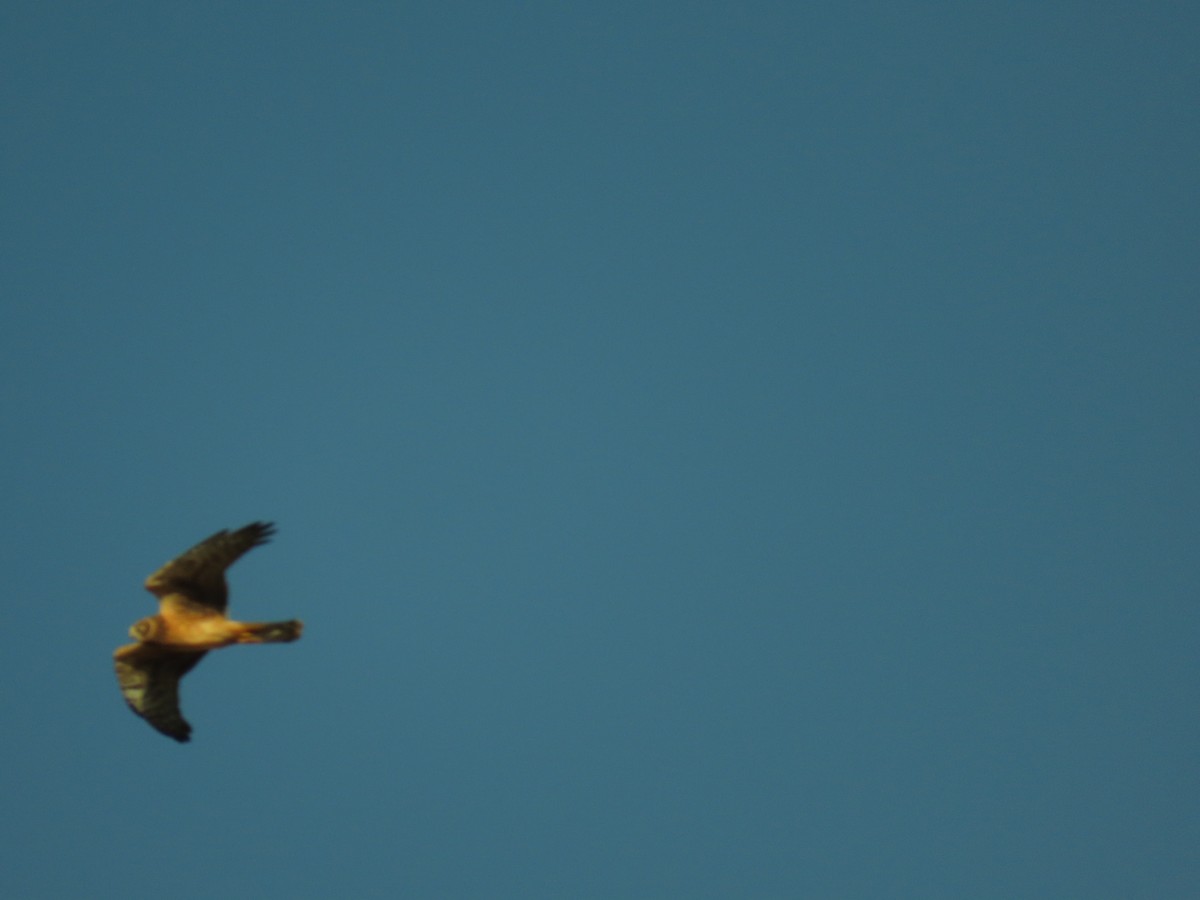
114;522;303;742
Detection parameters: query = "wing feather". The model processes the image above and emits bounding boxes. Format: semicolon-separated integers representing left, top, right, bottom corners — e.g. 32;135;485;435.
144;521;275;612
113;643;207;742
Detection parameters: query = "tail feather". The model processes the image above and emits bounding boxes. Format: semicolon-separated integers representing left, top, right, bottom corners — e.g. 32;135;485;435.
239;620;303;643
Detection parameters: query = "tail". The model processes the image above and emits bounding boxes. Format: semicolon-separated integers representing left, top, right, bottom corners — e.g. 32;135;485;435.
237;620;304;643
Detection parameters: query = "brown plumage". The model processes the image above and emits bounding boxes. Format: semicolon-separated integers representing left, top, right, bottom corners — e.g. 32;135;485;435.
113;522;303;742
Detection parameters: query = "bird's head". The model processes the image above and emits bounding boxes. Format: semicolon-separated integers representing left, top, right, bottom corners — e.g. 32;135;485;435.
130;616;164;642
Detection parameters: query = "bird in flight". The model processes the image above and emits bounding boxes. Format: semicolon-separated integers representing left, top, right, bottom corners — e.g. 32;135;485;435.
113;522;303;742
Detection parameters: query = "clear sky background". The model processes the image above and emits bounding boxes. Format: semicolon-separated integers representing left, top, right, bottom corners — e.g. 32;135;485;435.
2;3;1197;897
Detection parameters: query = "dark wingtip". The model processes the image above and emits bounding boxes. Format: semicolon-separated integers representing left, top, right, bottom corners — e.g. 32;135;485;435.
243;521;277;543
150;722;192;743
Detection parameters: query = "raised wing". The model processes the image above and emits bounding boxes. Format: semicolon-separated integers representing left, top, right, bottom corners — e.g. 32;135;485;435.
113;643;208;742
144;521;275;612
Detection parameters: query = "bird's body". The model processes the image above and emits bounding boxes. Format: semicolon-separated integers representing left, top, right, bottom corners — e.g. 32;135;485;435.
113;522;302;742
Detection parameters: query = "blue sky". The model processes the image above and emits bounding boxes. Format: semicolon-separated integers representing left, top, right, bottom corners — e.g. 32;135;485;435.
2;2;1197;897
